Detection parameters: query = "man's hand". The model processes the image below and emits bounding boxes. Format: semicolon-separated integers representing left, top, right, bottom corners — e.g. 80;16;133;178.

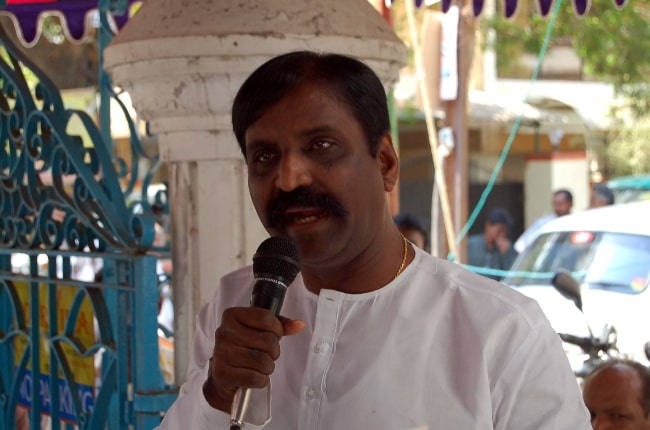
202;307;304;413
495;235;512;254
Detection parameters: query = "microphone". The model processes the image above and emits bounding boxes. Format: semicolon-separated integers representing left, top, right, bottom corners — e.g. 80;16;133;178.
230;236;301;430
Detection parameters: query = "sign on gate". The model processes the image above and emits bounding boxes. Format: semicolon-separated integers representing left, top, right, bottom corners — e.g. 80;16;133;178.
13;281;96;423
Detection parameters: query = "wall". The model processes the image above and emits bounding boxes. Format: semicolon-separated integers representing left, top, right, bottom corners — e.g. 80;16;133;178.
523;152;589;227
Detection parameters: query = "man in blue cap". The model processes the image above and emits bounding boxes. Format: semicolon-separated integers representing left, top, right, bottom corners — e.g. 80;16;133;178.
467;207;518;280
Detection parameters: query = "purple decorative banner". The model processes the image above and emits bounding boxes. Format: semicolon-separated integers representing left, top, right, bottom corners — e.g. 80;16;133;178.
388;0;626;17
470;0;483;15
0;0;137;46
572;0;591;15
1;0;631;42
504;0;519;18
537;0;555;16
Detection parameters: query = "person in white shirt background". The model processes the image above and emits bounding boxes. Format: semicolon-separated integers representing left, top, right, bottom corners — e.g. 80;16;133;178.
514;188;574;254
156;51;589;430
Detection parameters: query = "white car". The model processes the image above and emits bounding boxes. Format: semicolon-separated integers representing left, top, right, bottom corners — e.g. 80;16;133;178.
503;201;650;367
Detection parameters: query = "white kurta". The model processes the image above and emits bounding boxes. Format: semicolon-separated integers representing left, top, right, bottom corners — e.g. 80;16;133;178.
157;246;589;430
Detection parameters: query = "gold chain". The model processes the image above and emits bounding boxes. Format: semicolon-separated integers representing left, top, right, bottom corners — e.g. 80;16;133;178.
394;234;409;280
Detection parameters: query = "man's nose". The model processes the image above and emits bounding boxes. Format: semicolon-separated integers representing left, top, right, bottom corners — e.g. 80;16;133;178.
276;153;312;191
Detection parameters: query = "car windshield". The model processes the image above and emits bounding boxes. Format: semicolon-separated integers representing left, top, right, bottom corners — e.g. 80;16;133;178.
504;231;650;294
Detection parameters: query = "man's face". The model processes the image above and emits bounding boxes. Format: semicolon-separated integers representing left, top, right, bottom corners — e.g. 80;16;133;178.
244;82;397;268
591;192;608;208
583;365;650;429
553;193;572;216
484;222;508;245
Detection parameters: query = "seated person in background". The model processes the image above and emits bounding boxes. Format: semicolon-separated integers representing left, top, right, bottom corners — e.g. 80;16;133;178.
467;207;518;281
393;212;428;252
582;359;650;429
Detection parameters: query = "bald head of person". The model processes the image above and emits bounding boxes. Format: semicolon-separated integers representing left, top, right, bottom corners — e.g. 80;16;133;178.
583;360;650;429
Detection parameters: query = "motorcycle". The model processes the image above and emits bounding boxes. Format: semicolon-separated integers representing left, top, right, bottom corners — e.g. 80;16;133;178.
551;269;619;380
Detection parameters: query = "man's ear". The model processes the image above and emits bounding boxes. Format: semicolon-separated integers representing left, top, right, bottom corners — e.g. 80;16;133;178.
376;133;399;192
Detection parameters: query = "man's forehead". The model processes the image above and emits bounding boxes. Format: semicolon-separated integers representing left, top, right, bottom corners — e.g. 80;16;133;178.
587;365;644;395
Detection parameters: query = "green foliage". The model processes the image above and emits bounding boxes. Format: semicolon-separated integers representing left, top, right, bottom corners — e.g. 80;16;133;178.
606;117;650;176
0;46;39;92
485;0;650;92
617;84;650;118
41;16;66;45
577;1;650;87
484;0;650;175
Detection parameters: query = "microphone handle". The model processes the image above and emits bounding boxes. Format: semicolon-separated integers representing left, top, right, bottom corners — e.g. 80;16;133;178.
250;277;288;315
230;279;289;429
230;388;252;430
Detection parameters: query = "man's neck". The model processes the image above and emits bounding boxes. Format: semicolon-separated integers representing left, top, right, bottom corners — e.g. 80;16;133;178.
301;235;413;295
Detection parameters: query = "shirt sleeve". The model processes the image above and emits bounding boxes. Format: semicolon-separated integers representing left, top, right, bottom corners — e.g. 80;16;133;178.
155;296;272;429
154;301;231;429
491;322;591;430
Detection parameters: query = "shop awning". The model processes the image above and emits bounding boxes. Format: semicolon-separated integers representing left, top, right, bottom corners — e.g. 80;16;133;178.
0;0;138;47
0;0;632;46
386;0;628;17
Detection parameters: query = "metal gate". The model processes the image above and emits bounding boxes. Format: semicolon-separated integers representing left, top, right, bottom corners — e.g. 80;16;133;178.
0;4;177;429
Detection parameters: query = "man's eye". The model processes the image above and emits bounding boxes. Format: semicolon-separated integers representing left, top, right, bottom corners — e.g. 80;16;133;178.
252;151;273;163
312;140;333;150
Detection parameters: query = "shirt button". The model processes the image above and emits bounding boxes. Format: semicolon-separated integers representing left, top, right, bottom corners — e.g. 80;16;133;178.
306;387;318;400
313;341;330;354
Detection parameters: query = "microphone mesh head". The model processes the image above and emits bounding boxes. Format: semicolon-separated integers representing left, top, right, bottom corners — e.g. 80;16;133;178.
253;237;301;285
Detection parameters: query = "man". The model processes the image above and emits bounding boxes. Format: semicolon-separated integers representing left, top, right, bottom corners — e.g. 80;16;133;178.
514;189;573;253
582;359;650;429
157;51;588;429
590;183;615;208
467;207;518;281
394;212;428;251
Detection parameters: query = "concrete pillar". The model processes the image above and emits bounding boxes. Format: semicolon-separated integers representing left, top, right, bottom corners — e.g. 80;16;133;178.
104;0;406;382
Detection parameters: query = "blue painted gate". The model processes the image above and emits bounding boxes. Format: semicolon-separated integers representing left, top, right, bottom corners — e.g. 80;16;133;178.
0;3;178;429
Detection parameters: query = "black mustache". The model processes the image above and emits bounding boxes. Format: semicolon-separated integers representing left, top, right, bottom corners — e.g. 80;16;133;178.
268;188;347;227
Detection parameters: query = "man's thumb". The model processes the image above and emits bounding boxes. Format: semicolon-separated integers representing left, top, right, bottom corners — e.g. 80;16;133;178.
278;316;305;336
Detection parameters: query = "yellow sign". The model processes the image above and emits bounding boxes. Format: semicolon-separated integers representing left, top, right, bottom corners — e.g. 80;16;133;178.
13;281;96;422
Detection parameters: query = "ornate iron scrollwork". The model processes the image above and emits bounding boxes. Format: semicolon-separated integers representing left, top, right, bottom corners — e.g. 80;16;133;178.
0;21;165;254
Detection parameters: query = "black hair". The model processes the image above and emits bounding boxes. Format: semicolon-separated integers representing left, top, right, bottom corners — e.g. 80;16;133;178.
394;212;428;249
232;51;390;158
586;359;650;416
486;207;513;228
554;188;573;203
593;183;615;205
